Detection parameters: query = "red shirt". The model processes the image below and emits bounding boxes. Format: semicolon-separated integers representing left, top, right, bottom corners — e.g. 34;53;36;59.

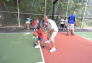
32;19;38;26
36;29;44;38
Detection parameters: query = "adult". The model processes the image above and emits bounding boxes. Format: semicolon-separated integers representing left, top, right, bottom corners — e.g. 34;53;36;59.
67;11;77;35
43;16;58;52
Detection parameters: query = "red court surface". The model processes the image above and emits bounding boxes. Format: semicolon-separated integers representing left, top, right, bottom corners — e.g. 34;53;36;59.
42;32;92;63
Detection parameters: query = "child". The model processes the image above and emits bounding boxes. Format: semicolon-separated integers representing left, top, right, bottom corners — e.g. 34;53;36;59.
43;21;48;31
32;19;39;31
33;26;45;48
60;17;65;31
25;16;32;30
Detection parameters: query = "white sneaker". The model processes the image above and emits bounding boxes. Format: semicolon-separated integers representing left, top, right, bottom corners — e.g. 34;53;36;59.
35;45;40;48
45;40;50;43
50;47;56;52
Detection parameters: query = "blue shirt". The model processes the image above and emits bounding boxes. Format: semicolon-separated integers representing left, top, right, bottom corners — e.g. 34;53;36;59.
26;18;32;22
68;14;77;24
38;20;43;27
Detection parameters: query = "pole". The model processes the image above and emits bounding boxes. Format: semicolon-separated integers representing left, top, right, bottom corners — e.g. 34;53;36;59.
81;0;88;28
52;3;55;20
66;0;69;17
17;0;21;27
52;0;58;20
44;0;47;17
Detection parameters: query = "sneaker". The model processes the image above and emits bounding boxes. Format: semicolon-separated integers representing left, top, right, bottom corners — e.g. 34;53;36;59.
33;43;40;48
50;47;56;52
34;45;40;48
33;43;37;47
45;40;50;43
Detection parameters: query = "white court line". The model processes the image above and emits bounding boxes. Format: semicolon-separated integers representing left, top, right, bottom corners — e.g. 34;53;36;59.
76;33;92;42
36;41;45;63
36;47;45;63
38;44;45;63
0;32;45;63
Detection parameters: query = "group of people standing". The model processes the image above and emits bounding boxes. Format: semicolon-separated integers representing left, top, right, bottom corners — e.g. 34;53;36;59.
31;11;77;53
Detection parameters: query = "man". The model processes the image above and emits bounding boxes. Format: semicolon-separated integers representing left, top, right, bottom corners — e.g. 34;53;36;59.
43;16;58;52
67;11;77;35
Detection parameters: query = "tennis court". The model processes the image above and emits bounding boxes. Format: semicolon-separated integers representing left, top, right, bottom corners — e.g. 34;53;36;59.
42;32;92;63
0;32;92;63
76;32;92;41
0;33;44;63
0;0;92;63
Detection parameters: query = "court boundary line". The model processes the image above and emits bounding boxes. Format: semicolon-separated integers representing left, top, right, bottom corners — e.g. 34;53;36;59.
76;33;92;42
38;44;45;63
0;33;45;63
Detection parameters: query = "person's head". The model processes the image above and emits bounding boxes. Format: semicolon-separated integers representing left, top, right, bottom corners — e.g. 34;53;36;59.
64;17;67;19
43;16;49;22
73;11;77;14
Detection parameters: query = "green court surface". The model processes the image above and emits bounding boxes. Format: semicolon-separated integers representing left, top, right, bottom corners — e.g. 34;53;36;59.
76;32;92;41
0;33;43;63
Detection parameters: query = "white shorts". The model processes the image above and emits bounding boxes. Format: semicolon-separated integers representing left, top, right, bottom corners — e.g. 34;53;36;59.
26;21;30;24
67;24;74;30
48;32;58;42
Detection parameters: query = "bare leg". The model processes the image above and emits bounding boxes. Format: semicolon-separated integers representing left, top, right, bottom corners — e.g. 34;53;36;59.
49;40;56;52
50;41;55;48
67;29;70;35
27;24;30;30
71;29;75;35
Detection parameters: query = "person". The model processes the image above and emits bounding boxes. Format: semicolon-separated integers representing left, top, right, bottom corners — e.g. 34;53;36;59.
43;16;58;52
64;17;68;31
67;11;77;35
31;19;39;31
60;17;65;31
42;21;48;31
25;16;32;30
0;15;4;27
33;26;45;48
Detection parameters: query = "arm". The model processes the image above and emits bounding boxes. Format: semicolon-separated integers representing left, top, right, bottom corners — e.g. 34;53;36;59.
46;29;54;34
33;31;38;37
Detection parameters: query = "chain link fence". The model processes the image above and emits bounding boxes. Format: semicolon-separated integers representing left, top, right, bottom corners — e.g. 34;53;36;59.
0;0;92;32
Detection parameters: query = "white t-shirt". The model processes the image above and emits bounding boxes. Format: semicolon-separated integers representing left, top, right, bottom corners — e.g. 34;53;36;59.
60;18;65;24
65;19;68;25
48;19;58;32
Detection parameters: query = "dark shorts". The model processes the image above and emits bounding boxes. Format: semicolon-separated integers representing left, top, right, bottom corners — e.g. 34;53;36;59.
60;24;65;28
37;37;44;42
31;25;38;29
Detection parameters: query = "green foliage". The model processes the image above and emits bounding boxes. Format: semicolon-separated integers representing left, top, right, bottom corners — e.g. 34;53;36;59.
19;0;45;14
0;0;91;28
